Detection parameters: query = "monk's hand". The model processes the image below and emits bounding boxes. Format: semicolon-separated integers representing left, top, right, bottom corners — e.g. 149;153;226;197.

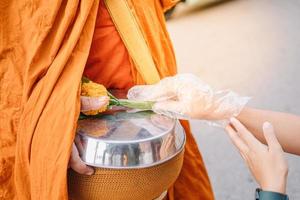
80;77;110;115
69;143;94;175
226;118;288;194
80;96;109;113
127;74;249;121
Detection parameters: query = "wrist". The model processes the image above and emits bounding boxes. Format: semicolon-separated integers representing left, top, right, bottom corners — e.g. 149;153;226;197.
261;178;287;194
261;186;286;195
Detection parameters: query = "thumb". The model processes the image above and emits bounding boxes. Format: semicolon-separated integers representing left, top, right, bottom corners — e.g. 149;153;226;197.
80;96;109;112
70;144;94;175
127;85;152;100
263;122;282;150
153;100;188;119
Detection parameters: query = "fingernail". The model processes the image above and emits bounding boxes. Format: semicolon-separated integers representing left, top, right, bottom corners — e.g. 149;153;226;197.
230;117;236;123
86;169;94;175
263;121;273;129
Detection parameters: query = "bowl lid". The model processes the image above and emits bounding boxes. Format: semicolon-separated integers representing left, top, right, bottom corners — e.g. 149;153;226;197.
77;111;175;143
76;111;186;168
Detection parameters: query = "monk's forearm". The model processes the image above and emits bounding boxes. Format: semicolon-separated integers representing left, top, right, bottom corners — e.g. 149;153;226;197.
237;107;300;155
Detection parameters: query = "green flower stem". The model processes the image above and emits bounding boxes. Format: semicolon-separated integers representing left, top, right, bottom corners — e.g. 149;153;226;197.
117;99;154;110
107;91;154;110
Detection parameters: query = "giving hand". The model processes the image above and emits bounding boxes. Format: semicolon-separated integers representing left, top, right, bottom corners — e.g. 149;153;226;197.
128;74;249;121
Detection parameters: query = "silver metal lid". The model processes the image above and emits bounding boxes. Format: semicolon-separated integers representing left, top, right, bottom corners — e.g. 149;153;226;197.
76;111;186;169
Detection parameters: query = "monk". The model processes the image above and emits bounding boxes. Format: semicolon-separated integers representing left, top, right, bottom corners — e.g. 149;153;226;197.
0;0;214;199
77;1;214;199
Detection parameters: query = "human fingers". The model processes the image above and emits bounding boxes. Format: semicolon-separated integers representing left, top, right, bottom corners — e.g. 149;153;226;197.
225;125;250;157
127;83;176;102
230;117;262;148
127;74;207;101
80;96;109;112
263;122;282;150
69;143;94;175
74;135;84;155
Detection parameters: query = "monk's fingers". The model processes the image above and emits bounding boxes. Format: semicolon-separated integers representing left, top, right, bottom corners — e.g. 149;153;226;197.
80;96;109;112
70;144;94;175
262;122;282;151
74;135;84;154
230;118;262;149
225;125;250;157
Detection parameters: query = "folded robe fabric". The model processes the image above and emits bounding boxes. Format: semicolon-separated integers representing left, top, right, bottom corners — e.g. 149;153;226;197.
0;0;214;199
1;0;100;199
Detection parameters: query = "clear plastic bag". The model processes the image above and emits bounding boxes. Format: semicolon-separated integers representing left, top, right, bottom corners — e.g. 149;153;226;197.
127;73;250;126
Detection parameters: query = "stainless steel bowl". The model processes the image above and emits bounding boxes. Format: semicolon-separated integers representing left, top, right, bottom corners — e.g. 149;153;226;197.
75;111;186;169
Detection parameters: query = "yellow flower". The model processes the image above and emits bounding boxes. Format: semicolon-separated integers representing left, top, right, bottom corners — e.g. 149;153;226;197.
81;78;109;115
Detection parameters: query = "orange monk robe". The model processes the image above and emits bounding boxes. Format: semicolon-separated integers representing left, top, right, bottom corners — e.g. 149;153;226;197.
1;0;100;199
0;0;214;199
84;1;214;199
